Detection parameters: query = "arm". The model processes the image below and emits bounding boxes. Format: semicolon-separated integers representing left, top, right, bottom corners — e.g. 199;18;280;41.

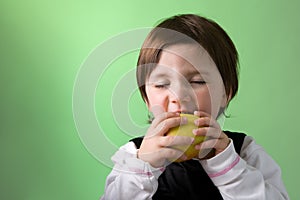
100;142;164;200
101;112;193;200
199;136;289;200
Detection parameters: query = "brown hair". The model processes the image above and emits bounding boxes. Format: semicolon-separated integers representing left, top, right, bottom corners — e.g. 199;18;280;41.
136;14;239;105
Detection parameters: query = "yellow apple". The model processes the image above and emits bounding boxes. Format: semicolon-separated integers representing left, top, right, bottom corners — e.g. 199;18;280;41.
167;113;205;162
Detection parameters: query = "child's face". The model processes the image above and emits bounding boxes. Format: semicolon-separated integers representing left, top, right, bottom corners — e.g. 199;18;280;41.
145;44;227;119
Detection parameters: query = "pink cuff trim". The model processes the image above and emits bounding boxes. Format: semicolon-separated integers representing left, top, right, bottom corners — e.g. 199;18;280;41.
208;156;240;178
129;168;153;176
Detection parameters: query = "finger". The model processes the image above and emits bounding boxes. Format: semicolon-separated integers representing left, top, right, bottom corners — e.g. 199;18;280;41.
151;112;180;128
194;117;216;127
193;127;223;138
195;138;230;151
154;115;187;136
159;135;194;147
194;117;220;128
160;148;187;162
194;111;212;118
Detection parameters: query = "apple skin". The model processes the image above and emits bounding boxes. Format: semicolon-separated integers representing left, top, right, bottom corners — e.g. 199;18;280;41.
167;113;205;162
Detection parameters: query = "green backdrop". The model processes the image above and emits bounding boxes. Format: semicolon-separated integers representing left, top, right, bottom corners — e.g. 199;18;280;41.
1;0;299;199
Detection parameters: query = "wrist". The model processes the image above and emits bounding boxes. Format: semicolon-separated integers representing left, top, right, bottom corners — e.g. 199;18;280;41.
199;139;238;176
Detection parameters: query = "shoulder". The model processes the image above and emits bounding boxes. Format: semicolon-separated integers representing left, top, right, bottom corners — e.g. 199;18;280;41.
240;136;265;159
224;131;271;162
239;135;281;172
225;131;267;160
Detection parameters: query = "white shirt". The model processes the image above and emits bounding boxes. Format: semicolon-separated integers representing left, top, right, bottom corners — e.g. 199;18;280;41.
100;136;289;200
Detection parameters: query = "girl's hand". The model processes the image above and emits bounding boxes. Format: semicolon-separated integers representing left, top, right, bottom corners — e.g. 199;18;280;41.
138;112;194;168
192;111;230;159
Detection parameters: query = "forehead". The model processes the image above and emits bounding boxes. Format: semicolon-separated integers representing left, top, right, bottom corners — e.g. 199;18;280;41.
150;44;218;77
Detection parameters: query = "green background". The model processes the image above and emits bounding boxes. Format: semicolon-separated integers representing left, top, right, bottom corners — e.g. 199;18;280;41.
1;0;299;199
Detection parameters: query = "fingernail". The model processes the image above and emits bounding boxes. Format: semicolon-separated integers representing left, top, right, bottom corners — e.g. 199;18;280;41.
190;137;195;143
194;119;198;125
192;129;197;135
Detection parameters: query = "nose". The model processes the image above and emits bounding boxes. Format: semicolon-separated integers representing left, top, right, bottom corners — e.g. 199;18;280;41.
170;91;191;104
169;84;192;106
167;77;198;113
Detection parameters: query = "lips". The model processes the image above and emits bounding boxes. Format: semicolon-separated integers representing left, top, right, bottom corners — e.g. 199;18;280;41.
170;105;198;115
174;110;193;114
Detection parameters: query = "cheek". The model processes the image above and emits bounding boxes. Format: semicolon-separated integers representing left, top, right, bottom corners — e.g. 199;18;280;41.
147;93;162;105
195;90;212;113
195;85;225;118
145;87;168;111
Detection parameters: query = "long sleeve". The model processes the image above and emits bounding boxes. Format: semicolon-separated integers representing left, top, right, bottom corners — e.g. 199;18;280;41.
100;142;164;200
199;136;289;200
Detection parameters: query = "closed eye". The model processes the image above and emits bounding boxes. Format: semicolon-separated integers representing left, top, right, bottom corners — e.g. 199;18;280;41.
154;84;169;88
190;80;206;85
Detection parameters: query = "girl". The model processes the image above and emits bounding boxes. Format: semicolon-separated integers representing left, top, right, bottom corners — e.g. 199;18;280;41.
101;14;289;200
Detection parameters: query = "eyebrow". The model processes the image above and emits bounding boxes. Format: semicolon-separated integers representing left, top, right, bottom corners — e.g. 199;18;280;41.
148;71;208;82
189;67;212;79
148;72;168;79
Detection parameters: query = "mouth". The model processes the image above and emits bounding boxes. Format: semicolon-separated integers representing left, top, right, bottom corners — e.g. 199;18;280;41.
175;110;194;115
